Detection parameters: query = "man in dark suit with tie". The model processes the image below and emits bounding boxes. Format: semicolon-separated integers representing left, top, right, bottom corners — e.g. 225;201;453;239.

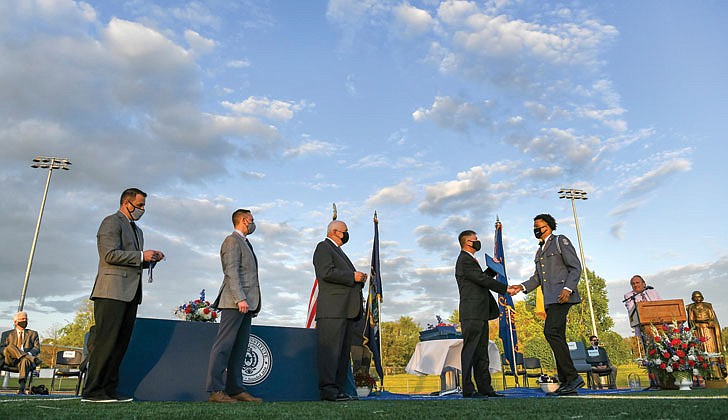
510;213;584;396
82;188;164;403
206;208;263;403
455;230;507;398
1;311;41;394
312;220;367;401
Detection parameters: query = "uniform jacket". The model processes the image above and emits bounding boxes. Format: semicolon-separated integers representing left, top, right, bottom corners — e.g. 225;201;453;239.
90;211;146;303
312;239;363;320
455;251;508;321
212;231;261;313
522;234;582;307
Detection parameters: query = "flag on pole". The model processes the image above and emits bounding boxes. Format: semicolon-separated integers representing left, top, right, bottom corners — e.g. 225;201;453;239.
305;278;318;328
363;212;384;384
494;218;520;379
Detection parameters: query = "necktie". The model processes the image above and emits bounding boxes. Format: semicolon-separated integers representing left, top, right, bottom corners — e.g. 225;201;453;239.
245;238;258;268
130;221;141;249
17;331;23;348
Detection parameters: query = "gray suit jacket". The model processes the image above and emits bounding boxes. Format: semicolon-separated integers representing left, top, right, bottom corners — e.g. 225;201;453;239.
212;231;261;313
90;211;145;303
522;234;582;307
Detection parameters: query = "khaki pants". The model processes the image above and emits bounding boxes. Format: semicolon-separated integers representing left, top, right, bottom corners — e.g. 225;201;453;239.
3;345;35;390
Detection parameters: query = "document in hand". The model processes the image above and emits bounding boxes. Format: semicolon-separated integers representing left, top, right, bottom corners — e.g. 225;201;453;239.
484;253;506;279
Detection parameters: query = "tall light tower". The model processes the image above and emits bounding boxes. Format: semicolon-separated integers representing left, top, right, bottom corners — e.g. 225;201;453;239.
558;188;598;337
19;156;72;312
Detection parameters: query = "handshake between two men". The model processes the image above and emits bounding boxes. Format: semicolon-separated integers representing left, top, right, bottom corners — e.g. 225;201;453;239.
506;284;573;304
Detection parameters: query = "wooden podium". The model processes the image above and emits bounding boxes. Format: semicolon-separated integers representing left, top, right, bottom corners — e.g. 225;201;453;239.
630;299;687;335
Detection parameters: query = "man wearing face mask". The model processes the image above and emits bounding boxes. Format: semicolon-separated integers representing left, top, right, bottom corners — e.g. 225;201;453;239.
1;312;41;395
205;209;263;403
82;188;165;403
312;220;367;401
455;230;507;398
508;213;583;396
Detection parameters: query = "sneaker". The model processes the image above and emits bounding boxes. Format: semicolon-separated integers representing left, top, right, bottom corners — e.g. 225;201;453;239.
81;396;118;403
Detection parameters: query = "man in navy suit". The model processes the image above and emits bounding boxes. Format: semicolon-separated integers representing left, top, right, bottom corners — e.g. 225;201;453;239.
456;230;508;398
1;312;41;394
312;220;367;401
510;213;584;396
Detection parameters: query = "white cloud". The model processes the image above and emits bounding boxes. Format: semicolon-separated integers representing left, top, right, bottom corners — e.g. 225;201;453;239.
284;140;341;158
221;97;308;121
393;3;433;36
413;96;494;131
366;179;417;206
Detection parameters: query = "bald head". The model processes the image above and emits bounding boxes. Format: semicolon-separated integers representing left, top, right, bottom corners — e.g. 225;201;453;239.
327;220;349;246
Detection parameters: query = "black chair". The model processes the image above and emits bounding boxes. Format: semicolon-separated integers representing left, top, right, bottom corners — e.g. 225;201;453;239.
1;359;39;392
522;357;544;387
585;347;617;389
50;350;84;395
567;341;592;385
501;352;525;389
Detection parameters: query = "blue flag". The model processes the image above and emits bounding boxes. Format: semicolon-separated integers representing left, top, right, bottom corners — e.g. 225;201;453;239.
495;218;519;379
363;213;384;385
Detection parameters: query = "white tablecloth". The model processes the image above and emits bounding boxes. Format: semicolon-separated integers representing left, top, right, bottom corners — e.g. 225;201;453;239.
405;339;501;376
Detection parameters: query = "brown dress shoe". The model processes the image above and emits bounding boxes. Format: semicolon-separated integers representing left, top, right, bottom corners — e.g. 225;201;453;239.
208;391;237;403
230;391;263;403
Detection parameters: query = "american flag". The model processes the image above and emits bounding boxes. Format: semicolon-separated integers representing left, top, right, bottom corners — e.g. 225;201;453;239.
305;278;318;328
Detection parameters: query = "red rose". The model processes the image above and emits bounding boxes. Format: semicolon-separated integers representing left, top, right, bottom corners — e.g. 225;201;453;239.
689;342;695;347
654;336;661;342
688;360;695;366
659;363;666;369
702;363;708;369
699;337;707;343
203;307;210;314
649;349;657;355
185;307;192;314
681;343;688;349
671;339;681;347
649;373;655;380
673;328;680;333
676;350;685;358
672;362;679;369
663;351;670;358
698;356;704;362
661;325;668;331
211;311;217;318
195;299;201;304
683;327;690;332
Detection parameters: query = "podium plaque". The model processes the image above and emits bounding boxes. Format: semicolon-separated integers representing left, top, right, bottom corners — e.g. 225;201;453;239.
631;299;686;331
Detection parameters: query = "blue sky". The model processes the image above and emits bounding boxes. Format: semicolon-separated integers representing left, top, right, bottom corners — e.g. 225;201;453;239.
1;0;726;340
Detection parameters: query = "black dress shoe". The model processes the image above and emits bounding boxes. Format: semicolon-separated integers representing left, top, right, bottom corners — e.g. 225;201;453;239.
462;392;488;399
484;391;505;397
556;376;585;395
322;393;352;402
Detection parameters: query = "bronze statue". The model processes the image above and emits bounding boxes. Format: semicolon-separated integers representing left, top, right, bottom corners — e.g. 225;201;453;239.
686;291;724;355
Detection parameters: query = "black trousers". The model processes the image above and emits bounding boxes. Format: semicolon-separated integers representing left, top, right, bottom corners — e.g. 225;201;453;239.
460;319;494;394
316;318;354;399
82;298;138;398
544;303;578;383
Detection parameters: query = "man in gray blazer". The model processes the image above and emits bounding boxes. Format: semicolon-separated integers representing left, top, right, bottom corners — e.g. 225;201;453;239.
0;311;41;394
312;220;366;401
82;188;164;403
206;209;263;403
509;213;584;396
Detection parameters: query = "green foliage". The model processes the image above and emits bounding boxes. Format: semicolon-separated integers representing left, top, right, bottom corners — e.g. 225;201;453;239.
44;300;94;348
381;316;421;368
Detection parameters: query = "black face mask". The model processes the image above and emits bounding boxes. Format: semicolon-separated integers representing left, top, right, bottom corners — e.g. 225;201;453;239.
534;227;545;239
340;231;349;245
471;240;482;252
17;321;28;329
592;340;599;347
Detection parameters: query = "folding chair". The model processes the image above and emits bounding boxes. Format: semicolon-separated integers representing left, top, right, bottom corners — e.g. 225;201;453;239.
50;350;84;395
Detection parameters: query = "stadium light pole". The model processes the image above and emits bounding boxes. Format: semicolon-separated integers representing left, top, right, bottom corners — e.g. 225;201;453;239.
18;156;72;312
558;188;598;337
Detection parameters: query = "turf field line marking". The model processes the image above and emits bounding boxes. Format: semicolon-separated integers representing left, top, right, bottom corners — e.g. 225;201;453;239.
564;395;728;400
0;397;79;403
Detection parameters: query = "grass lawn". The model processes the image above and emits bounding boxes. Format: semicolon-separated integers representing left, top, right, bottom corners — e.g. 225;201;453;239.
3;365;727;419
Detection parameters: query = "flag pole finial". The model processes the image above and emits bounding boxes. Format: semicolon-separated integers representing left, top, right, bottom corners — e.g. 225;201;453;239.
373;210;378;224
332;203;337;220
495;214;501;228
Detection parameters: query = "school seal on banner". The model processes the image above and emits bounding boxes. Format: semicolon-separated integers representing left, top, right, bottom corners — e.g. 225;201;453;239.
241;334;272;386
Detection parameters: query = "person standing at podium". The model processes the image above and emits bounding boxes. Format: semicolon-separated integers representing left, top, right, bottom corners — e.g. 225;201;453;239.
455;230;507;398
623;275;661;336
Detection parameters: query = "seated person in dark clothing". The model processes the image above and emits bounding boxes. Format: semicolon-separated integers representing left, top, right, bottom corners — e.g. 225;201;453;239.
586;335;617;389
1;312;41;395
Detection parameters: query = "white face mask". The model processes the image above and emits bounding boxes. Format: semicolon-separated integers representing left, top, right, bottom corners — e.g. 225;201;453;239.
128;202;145;221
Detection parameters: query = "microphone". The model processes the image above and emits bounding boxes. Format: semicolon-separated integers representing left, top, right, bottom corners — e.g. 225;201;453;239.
644;286;654;290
